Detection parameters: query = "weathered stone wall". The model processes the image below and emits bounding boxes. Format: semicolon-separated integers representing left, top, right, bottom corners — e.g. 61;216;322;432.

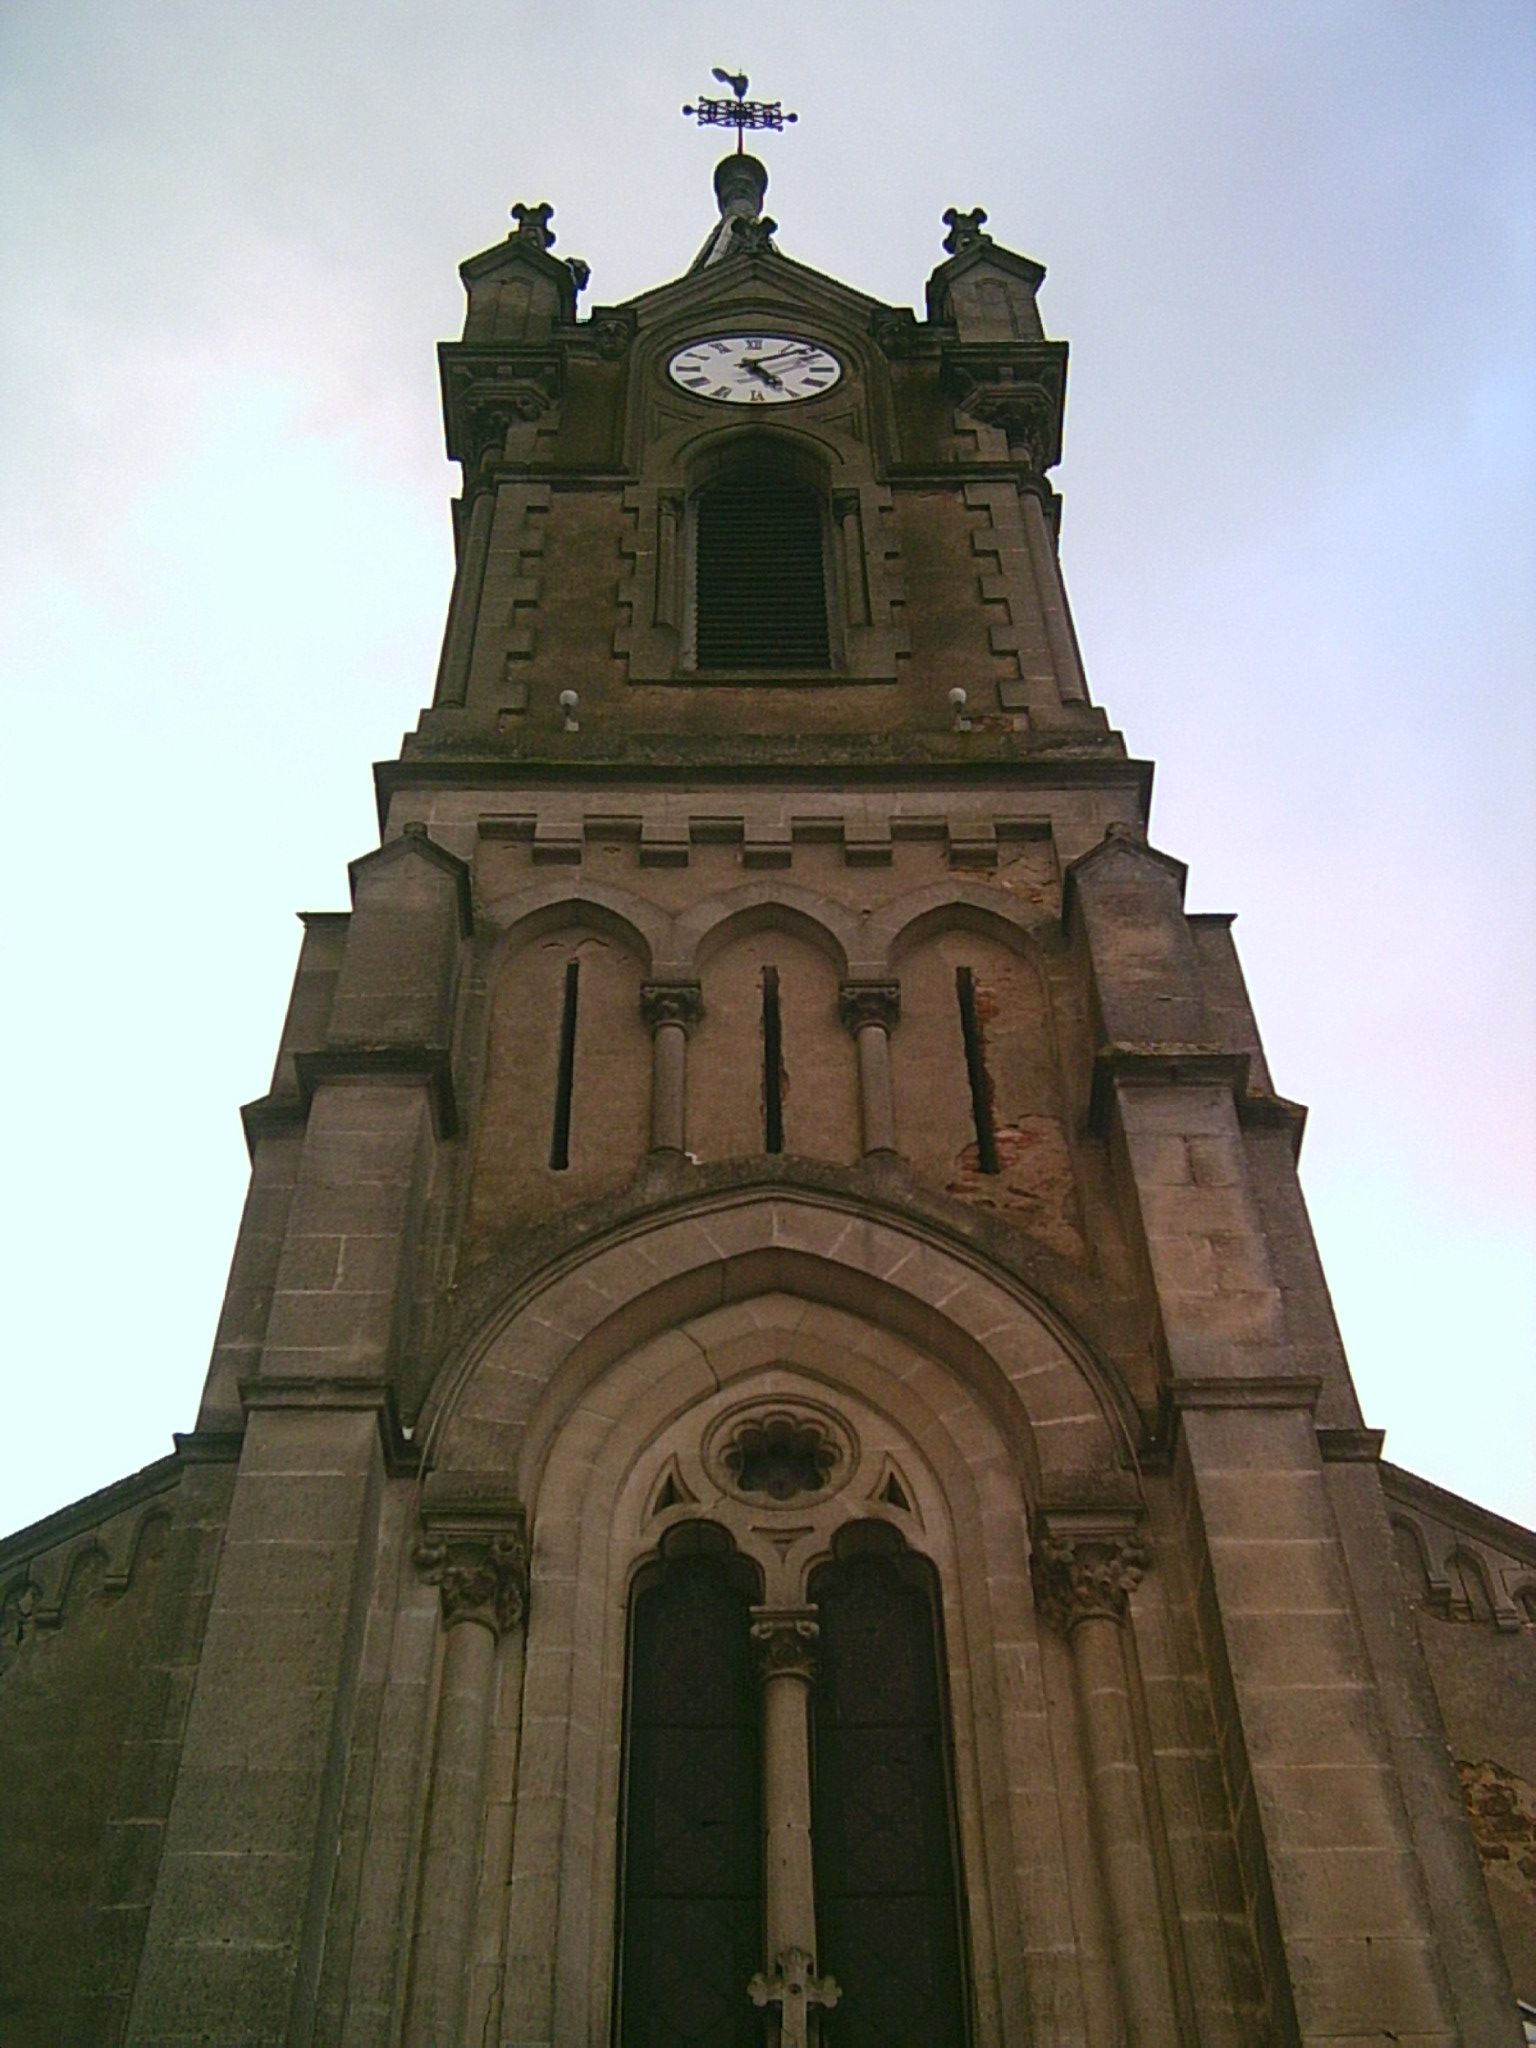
1387;1467;1536;2001
0;1482;176;2044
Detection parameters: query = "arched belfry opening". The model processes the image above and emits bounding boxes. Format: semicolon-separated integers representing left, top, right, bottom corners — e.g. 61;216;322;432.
686;433;835;671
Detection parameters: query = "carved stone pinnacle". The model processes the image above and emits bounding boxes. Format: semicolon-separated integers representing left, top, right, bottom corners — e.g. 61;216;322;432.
942;205;989;255
729;214;778;256
1031;1530;1149;1633
510;200;555;250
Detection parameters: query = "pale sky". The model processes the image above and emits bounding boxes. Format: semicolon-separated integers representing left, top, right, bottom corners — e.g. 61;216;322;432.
2;1;1533;1536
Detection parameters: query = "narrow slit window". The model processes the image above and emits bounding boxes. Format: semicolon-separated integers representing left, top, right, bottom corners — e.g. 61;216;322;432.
550;959;579;1170
761;965;785;1154
695;469;830;670
955;967;999;1174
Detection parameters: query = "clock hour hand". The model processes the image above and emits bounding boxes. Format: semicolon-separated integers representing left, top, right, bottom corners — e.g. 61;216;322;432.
751;343;815;370
743;359;784;389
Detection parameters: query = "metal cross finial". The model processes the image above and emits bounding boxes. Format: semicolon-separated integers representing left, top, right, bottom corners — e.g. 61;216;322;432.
683;68;799;154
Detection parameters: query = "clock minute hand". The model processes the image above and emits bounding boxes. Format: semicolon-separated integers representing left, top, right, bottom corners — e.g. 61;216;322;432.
751;344;814;370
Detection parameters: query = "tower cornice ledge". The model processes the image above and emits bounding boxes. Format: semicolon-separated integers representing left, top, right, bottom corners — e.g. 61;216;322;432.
375;750;1147;827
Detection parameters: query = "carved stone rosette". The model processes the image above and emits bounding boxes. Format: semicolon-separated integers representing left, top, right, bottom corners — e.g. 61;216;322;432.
750;1609;821;1684
415;1522;529;1638
1031;1529;1150;1634
639;980;704;1034
838;979;901;1035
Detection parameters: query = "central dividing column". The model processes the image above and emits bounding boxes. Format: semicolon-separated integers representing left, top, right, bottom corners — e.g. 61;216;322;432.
640;981;703;1154
838;980;901;1157
748;1609;840;2048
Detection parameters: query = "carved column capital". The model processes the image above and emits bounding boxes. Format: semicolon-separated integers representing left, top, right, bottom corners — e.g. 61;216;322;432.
750;1607;821;1683
640;980;704;1034
1031;1518;1149;1633
415;1516;529;1637
838;979;900;1035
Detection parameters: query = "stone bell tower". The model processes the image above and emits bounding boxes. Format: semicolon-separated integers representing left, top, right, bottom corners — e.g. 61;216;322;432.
2;116;1532;2048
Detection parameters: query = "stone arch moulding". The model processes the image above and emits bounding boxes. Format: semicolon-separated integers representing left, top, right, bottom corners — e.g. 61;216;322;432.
492;1276;1109;2048
419;1187;1141;1510
476;876;668;975
877;877;1051;966
632;408;880;491
670;879;860;979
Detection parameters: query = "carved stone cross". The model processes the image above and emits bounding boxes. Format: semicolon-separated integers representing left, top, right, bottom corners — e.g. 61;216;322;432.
748;1945;840;2048
942;204;989;254
510;200;555;250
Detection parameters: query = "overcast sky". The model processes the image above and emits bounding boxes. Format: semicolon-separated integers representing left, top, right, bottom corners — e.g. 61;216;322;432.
2;1;1532;1537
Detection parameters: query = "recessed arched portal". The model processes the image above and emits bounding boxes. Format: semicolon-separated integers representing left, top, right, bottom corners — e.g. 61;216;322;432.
422;1191;1142;2048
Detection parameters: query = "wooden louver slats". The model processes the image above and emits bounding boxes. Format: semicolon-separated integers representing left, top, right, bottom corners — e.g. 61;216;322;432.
695;472;830;670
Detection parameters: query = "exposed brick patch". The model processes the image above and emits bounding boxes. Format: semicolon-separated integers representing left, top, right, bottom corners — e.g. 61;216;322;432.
1458;1758;1536;1906
946;1116;1085;1260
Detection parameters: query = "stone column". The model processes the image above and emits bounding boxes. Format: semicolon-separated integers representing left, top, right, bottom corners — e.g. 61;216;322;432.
1032;1515;1180;2047
838;980;901;1157
404;1513;529;2048
747;1609;840;2048
640;981;703;1154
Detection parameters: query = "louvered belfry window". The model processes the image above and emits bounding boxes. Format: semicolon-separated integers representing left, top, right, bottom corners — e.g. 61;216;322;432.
694;464;831;670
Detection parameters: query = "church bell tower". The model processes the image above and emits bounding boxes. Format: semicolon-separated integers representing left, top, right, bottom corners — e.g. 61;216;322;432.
4;92;1530;2048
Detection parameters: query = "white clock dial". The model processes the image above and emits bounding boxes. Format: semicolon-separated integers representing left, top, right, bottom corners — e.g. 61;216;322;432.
666;334;842;405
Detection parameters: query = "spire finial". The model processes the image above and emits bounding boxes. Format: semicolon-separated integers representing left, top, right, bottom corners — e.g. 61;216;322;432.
942;206;990;256
510;201;555;250
683;69;798;156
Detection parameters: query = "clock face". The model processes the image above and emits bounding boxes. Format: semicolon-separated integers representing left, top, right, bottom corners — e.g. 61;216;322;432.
666;334;842;405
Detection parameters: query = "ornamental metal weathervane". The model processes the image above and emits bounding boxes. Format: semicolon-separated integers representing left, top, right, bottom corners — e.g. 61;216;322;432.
683;68;798;154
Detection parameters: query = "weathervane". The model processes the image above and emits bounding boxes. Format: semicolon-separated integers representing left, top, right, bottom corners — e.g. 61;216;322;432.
683;69;798;154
